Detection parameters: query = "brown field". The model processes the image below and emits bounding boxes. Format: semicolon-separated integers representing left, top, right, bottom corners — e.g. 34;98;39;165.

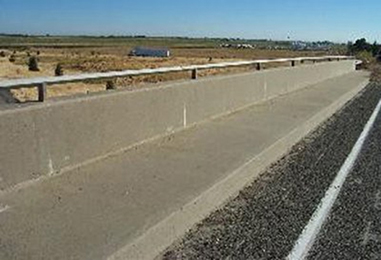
0;45;331;102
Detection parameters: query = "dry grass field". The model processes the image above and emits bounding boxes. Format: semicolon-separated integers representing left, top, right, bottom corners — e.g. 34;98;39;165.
0;36;337;102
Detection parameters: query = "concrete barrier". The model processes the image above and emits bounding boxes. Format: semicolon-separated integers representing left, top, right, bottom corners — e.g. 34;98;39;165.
0;60;356;190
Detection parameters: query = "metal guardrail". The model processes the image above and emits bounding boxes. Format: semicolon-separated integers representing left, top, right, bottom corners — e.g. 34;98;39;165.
0;55;353;102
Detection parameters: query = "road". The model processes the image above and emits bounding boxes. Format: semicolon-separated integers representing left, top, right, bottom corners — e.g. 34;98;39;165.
0;89;16;104
0;72;371;260
162;82;381;260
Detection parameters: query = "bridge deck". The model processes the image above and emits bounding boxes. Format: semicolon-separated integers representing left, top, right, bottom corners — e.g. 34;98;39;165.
0;71;369;260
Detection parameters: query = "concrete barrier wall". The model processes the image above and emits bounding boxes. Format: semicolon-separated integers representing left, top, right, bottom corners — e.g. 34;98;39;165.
0;60;355;190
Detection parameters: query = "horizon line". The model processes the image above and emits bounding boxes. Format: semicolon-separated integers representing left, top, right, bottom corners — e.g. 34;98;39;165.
0;33;348;44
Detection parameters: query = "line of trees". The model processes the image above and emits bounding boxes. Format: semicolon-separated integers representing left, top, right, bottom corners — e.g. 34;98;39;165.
347;38;381;56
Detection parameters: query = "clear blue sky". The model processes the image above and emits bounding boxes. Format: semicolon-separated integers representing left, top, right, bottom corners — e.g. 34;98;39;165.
0;0;379;43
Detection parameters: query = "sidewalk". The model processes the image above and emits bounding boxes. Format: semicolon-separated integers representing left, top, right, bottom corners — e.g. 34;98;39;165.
0;71;369;260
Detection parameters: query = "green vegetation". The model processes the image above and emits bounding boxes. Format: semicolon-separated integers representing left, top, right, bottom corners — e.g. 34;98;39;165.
347;38;380;56
347;38;381;69
349;39;381;83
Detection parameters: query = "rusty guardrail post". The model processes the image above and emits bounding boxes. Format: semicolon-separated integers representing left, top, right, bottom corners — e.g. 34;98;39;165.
256;63;261;71
38;82;47;102
191;69;198;80
291;60;296;67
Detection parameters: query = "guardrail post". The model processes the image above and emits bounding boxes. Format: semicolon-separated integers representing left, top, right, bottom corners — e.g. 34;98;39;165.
191;69;198;80
256;63;261;71
0;56;351;103
106;80;116;90
37;83;47;102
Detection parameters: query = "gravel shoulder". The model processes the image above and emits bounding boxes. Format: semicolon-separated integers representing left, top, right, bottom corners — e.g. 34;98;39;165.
162;83;381;260
308;96;381;259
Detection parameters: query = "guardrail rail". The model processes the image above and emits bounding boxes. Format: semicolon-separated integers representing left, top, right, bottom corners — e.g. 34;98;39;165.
0;55;354;102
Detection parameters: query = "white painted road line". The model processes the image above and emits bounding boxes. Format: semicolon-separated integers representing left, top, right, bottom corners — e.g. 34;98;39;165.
287;98;381;260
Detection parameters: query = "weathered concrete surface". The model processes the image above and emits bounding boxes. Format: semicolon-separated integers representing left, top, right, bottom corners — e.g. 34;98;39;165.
162;80;381;260
0;61;355;190
0;71;368;260
0;89;17;104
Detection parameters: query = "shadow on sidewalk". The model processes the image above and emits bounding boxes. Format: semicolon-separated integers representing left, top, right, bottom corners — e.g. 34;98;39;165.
0;89;17;104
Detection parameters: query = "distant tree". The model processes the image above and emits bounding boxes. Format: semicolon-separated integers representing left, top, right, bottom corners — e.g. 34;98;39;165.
0;51;6;57
347;41;353;52
54;63;64;76
349;38;371;54
356;38;370;50
28;56;40;71
372;41;380;56
347;38;381;57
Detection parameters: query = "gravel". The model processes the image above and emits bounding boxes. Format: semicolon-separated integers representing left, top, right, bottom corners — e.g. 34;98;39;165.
162;83;381;260
308;96;381;259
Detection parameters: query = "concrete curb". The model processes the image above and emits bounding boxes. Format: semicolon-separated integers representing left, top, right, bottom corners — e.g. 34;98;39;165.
108;79;369;260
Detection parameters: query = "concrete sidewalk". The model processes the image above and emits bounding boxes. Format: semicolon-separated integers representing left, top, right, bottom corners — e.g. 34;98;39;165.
0;71;369;260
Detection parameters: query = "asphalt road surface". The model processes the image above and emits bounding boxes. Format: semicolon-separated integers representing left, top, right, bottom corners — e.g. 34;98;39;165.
0;89;15;105
162;83;381;260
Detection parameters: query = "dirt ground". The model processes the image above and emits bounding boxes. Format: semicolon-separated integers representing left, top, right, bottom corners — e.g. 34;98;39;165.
0;46;328;102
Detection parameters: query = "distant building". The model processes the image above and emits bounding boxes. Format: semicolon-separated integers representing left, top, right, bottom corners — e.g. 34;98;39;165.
291;41;333;51
220;43;254;49
292;41;308;50
129;47;170;57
